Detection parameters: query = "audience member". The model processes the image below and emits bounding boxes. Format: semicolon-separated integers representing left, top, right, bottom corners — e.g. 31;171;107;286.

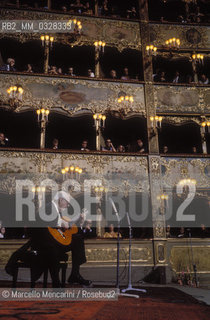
52;138;59;150
0;227;5;239
25;63;33;73
177;227;186;238
186;74;194;84
103;224;121;238
133;138;145;153
83;1;93;15
154;70;166;82
199;74;209;85
172;71;182;83
117;145;125;153
121;67;130;80
163;145;168;154
0;133;8;147
166;225;172;238
61;6;67;12
88;69;95;77
192;146;198;154
81;140;90;151
57;67;63;75
100;0;110;16
102;139;116;152
49;66;58;75
126;6;137;19
199;224;209;238
109;69;117;79
67;67;75;76
0;58;16;71
70;0;84;14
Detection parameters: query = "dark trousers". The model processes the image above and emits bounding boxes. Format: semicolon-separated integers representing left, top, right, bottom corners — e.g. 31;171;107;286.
6;231;87;288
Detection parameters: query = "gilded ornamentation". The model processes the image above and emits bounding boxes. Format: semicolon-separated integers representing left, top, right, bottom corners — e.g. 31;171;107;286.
162;116;202;125
0;151;149;194
85;247;151;262
0;73;146;117
154;223;165;238
149;23;209;49
161;157;210;189
0;8;141;51
170;245;210;273
154;85;210;115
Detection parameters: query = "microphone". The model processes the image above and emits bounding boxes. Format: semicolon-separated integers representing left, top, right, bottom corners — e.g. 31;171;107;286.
5;138;9;142
109;197;120;221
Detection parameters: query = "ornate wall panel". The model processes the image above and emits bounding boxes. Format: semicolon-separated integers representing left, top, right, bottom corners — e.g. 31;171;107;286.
149;23;210;49
154;85;210;115
0;150;149;194
0;73;146;116
0;8;141;51
0;240;153;267
161;156;210;189
168;241;210;274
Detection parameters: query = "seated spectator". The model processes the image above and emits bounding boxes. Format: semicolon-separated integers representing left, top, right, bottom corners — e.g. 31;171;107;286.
177;227;186;238
172;71;182;83
70;0;84;14
0;227;5;239
163;145;168;154
24;63;33;73
61;6;67;12
117;145;125;153
121;67;130;80
126;6;137;19
0;133;9;147
81;140;90;151
199;224;209;238
133;138;145;153
186;74;194;84
154;70;166;82
166;225;172;238
57;67;63;75
83;1;93;15
102;139;116;152
192;146;198;154
87;69;95;77
109;69;117;79
49;66;58;75
199;74;209;85
67;67;75;76
100;0;110;16
0;58;16;72
52;138;59;150
103;224;121;238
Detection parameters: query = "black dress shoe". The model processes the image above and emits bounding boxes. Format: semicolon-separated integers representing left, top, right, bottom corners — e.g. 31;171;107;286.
68;274;93;287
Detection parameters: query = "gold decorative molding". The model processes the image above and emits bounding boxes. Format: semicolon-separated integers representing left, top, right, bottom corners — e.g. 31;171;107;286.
161;157;210;189
150;23;210;49
170;245;210;273
154;85;210;115
0;8;141;51
0;150;149;194
0;73;146;117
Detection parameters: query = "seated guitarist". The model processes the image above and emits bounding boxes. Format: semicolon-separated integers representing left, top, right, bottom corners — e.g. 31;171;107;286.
35;191;93;288
6;191;92;288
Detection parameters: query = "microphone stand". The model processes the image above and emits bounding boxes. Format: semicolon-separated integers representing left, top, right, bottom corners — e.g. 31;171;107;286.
187;229;198;287
108;197;121;289
121;212;146;298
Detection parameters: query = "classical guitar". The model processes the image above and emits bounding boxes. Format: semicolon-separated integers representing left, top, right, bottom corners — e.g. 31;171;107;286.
48;216;78;246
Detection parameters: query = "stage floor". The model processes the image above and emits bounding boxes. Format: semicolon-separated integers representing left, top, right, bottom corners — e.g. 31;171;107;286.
0;284;210;320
